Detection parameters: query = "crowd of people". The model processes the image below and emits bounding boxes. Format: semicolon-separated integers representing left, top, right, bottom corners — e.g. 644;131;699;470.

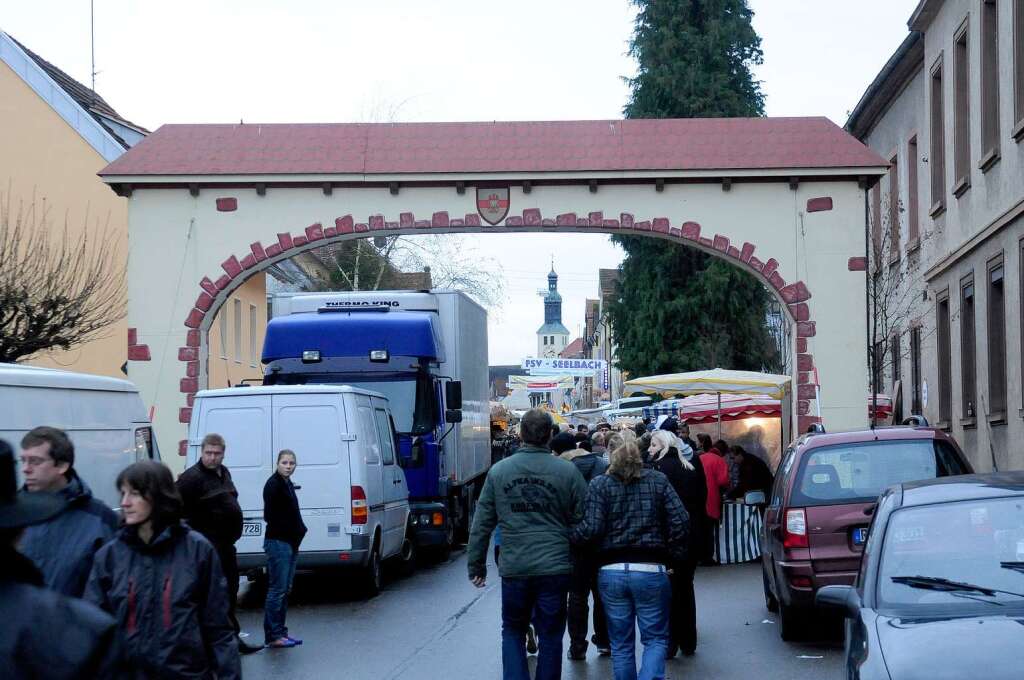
1;427;309;678
472;410;774;680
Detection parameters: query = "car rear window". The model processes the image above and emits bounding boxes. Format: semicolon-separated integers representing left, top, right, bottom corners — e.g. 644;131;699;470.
789;439;967;507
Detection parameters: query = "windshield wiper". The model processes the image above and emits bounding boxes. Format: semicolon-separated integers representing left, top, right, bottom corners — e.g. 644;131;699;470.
891;575;1024;599
1000;561;1024;573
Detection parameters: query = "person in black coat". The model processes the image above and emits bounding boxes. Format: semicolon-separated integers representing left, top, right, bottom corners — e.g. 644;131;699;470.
649;430;708;658
85;460;240;679
263;449;307;648
725;446;774;502
0;441;124;680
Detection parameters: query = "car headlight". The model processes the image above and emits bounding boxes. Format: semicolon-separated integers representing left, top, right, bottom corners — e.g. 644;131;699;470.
420;513;431;525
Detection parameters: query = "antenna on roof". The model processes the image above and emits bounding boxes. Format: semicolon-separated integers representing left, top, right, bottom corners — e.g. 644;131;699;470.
89;0;97;102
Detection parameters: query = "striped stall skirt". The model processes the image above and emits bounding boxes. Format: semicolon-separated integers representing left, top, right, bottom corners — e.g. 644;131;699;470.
714;501;763;564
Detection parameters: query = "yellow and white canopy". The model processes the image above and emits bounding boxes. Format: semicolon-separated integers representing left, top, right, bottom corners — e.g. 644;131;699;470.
624;368;792;400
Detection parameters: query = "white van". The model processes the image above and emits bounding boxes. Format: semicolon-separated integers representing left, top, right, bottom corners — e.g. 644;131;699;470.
187;385;412;593
0;364;159;510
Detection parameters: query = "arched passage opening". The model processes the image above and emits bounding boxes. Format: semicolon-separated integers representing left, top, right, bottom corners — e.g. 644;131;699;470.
176;216;814;457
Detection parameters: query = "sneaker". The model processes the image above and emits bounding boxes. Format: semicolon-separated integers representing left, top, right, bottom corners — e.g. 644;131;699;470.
597;644;611;656
286;636;303;645
525;626;538;655
267;638;296;649
567;647;587;661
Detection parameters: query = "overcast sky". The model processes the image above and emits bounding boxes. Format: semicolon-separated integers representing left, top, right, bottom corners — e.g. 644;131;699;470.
4;1;918;364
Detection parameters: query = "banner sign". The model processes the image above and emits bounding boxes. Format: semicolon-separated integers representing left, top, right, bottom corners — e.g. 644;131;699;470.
521;358;606;376
509;375;575;392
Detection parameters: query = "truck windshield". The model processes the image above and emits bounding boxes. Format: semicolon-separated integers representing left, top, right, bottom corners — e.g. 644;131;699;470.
345;376;434;435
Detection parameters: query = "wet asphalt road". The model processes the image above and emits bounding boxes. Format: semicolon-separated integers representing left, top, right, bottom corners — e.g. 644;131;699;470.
237;550;843;679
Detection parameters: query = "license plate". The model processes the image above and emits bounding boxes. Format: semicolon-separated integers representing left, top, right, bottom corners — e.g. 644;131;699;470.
852;527;868;545
242;522;263;537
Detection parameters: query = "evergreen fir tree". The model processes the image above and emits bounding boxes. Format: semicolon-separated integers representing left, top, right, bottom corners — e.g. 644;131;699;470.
609;0;778;377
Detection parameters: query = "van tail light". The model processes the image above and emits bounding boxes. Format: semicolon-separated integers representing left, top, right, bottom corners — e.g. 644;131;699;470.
783;508;808;549
351;486;367;525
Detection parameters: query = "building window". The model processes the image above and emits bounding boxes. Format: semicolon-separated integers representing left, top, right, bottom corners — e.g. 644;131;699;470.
233;299;242;364
908;137;920;244
980;0;1000;167
249;304;258;367
937;291;952;423
218;308;227;359
911;326;923;414
888;153;900;259
953;20;971;196
871;182;882;260
543;336;548;346
961;275;977;420
1016;0;1024;137
987;257;1006;418
930;55;947;214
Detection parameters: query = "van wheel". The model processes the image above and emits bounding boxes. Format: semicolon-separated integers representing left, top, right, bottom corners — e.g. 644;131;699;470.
762;565;779;613
361;540;382;597
779;603;803;641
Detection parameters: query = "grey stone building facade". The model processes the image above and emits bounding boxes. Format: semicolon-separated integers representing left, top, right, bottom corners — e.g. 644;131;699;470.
847;0;1024;470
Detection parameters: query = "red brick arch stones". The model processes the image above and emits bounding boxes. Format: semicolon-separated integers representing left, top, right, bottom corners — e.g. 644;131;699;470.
151;207;822;456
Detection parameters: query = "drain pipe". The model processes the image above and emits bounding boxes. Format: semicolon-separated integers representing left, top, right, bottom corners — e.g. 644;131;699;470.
863;179;875;429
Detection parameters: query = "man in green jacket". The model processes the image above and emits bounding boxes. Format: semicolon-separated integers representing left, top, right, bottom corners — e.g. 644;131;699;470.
468;408;588;680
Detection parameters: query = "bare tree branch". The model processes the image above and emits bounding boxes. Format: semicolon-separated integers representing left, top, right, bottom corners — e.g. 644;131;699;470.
0;188;125;363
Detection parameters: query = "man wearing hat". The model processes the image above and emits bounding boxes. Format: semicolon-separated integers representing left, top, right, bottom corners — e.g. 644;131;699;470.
0;440;122;678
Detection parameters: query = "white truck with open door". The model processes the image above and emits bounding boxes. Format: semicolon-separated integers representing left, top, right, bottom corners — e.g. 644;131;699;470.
187;384;411;594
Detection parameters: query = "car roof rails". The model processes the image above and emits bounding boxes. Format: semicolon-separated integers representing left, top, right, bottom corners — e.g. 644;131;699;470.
806;422;826;435
901;414;929;427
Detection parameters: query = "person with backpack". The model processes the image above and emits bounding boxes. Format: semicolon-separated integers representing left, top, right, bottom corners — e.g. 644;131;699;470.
559;436;611;660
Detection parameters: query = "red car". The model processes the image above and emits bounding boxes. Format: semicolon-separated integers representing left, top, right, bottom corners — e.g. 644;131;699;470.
758;423;972;640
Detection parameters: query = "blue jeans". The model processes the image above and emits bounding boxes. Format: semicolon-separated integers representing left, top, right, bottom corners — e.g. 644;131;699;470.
500;574;570;680
264;539;298;642
598;568;672;680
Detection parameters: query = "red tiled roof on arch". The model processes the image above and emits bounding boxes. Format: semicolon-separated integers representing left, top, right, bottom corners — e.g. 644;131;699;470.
99;117;887;177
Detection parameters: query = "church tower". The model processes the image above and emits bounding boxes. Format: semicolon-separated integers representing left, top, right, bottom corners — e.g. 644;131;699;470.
537;263;571;358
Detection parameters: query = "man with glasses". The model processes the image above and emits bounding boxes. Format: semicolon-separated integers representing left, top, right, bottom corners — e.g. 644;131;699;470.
18;426;118;597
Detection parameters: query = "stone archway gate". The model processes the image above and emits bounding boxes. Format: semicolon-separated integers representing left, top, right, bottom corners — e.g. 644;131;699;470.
100;118;887;461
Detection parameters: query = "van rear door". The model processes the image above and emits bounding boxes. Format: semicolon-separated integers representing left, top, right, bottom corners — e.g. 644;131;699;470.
195;394;273;557
272;393;352;553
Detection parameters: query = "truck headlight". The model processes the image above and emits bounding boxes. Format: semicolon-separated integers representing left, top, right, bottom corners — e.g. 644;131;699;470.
419;513;430;525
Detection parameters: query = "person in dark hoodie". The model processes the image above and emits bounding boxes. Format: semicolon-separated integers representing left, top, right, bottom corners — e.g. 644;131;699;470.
18;426;118;597
557;435;610;660
85;460;240;680
1;440;124;680
649;430;707;658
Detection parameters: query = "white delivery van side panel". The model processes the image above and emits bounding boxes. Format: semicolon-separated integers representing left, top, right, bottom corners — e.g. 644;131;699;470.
271;393;352;553
189;394;273;557
0;380;152;510
353;395;385;551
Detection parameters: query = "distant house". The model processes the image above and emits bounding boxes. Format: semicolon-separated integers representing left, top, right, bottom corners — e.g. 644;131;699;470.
0;33;268;388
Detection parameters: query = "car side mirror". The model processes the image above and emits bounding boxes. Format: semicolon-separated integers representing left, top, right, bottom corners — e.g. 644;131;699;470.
743;491;766;506
445;381;463;411
445;409;463;424
815;585;861;618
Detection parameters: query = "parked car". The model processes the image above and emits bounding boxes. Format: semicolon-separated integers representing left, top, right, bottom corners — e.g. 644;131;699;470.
758;423;972;640
817;471;1024;679
0;363;159;510
188;384;413;594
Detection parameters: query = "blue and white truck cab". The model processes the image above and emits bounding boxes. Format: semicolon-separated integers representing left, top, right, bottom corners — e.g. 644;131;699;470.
262;290;490;555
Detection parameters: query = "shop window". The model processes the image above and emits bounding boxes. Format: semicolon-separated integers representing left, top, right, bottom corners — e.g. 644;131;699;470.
911;326;923;414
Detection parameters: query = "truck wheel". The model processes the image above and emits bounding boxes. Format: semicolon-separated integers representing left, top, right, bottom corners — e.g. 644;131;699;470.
397;533;417;577
361;539;382;597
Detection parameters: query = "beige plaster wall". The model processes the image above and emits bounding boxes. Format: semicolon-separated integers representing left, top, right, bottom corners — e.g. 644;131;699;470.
0;60;128;378
207;273;267;390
